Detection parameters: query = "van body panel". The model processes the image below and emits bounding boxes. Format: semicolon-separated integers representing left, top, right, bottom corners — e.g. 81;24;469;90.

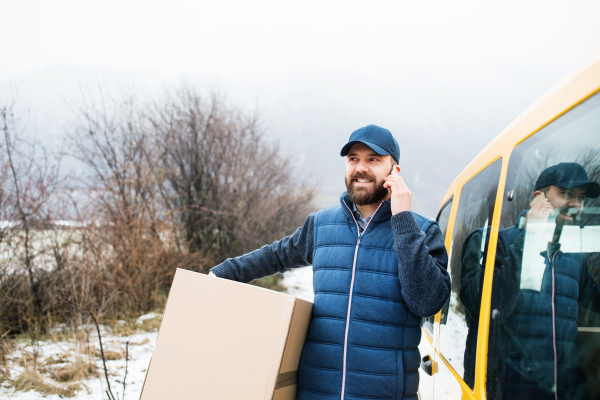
435;352;473;399
432;52;600;399
417;332;435;400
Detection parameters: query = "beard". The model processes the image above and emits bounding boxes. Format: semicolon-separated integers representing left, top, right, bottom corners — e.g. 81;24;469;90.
554;203;581;226
345;172;389;206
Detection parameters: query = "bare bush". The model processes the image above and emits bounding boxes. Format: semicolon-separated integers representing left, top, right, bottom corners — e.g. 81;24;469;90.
0;85;316;394
53;84;315;320
0;101;62;337
64;92;195;319
150;86;315;266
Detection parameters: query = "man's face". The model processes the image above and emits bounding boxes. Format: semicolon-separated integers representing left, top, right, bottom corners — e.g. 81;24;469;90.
345;143;393;206
539;185;587;226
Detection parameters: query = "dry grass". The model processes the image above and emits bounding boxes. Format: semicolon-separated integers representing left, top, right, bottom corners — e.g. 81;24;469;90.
44;353;71;366
51;362;97;383
131;337;150;346
95;350;124;361
12;370;82;398
139;316;163;333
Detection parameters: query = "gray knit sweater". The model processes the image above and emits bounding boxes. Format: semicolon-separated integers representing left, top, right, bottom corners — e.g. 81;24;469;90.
210;209;450;318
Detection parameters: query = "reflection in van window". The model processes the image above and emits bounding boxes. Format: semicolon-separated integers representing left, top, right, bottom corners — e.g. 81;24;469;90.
485;92;600;399
423;198;454;337
438;159;501;387
437;197;453;240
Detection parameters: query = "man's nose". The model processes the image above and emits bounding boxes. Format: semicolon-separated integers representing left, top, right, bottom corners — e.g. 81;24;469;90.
567;198;582;213
356;159;369;173
568;197;581;208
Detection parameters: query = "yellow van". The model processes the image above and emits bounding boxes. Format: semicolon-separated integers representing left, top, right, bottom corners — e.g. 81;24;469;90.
418;52;600;400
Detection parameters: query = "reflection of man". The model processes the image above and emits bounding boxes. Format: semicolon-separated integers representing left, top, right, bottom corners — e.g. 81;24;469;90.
460;163;600;400
209;125;450;400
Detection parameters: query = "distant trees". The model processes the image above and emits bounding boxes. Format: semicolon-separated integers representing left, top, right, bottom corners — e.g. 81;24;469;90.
0;101;63;339
0;84;316;338
150;86;314;263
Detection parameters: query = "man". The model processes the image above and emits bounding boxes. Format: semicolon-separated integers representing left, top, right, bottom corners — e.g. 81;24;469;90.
460;162;600;400
210;124;450;400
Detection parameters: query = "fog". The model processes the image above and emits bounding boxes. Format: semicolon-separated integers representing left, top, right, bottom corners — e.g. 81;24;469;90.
2;0;600;215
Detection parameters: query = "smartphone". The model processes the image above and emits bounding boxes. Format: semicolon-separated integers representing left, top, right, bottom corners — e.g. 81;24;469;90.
387;165;401;194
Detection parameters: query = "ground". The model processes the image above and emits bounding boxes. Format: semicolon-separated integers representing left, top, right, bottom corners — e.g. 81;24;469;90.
0;267;314;399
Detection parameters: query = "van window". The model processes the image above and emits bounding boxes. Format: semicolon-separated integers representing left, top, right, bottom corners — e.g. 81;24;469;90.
438;159;502;388
488;91;600;399
437;197;453;239
423;197;454;338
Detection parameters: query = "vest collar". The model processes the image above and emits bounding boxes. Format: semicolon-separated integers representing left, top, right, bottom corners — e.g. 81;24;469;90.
340;192;392;225
515;210;529;231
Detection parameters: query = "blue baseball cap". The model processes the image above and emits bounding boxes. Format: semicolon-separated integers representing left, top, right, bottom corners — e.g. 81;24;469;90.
535;162;600;198
340;125;400;164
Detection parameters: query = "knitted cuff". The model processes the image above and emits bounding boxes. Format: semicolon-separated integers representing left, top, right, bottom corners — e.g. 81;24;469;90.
391;211;419;234
209;261;236;281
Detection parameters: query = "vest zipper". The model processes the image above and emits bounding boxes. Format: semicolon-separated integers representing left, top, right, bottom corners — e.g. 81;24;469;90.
340;200;383;400
547;245;558;400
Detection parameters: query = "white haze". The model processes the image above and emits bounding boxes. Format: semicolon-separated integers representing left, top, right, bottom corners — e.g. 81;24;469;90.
1;0;600;215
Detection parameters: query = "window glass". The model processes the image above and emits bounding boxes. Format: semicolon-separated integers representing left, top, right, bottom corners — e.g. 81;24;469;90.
438;160;502;388
437;197;453;239
487;92;600;400
423;197;454;338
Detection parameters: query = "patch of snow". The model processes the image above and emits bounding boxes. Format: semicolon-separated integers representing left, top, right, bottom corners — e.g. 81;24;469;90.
136;313;158;323
283;266;314;302
0;327;158;400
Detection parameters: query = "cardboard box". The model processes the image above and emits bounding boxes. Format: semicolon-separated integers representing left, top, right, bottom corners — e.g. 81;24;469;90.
140;268;313;400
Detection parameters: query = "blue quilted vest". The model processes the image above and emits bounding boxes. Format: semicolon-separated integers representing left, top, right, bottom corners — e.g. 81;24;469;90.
465;214;588;400
296;193;434;400
495;225;587;400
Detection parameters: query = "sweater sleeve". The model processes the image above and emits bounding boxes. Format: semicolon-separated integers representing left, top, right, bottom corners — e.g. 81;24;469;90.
392;211;451;317
209;213;315;283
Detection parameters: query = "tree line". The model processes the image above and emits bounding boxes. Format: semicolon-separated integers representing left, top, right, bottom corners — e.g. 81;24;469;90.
0;84;316;341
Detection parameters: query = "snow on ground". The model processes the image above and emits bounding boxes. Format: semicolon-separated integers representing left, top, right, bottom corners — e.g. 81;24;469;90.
282;266;314;302
1;269;464;399
1;272;315;400
1;314;159;400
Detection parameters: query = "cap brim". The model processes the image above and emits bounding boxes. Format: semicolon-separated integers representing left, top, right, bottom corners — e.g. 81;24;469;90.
555;180;600;198
340;140;391;157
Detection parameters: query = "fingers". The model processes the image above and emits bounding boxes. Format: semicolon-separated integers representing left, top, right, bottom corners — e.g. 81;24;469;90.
532;199;554;215
385;175;408;188
384;175;411;195
386;174;412;214
526;199;555;229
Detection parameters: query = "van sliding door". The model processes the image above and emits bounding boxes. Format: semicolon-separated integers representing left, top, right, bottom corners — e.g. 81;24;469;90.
435;159;503;399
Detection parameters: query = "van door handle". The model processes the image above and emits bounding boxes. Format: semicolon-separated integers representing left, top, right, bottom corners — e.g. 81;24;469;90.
420;355;433;376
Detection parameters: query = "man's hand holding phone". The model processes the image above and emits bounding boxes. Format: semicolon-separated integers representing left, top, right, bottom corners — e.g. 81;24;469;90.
384;165;412;215
525;192;554;233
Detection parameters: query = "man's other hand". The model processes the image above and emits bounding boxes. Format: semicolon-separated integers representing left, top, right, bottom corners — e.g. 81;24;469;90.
384;166;412;215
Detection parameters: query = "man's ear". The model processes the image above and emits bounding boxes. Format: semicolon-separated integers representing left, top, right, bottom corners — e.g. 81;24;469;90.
532;190;546;202
530;190;547;208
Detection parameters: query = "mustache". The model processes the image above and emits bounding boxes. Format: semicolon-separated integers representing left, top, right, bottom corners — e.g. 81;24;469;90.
350;172;376;181
557;204;580;215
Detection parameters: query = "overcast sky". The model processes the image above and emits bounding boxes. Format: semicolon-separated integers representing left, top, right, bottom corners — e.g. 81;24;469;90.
2;0;600;215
